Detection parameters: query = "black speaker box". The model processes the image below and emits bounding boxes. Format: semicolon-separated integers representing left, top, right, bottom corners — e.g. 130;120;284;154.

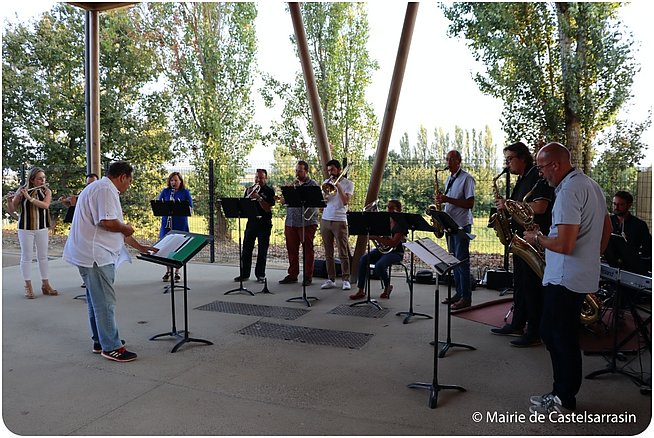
313;259;342;278
484;269;513;290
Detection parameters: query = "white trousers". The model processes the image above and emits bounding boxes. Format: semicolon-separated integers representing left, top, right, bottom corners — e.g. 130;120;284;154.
18;228;50;281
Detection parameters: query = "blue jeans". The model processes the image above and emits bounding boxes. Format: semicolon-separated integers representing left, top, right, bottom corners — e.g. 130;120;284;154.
78;263;122;352
356;249;404;290
540;284;586;410
447;224;471;300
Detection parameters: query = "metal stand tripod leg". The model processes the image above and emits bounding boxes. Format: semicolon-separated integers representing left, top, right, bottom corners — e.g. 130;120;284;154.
438;272;476;358
225;216;253;296
396;246;432;323
350;240;383;311
150;270;187;342
408;279;466;408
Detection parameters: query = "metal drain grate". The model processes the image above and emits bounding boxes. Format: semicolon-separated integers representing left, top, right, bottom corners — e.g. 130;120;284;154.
195;300;309;320
328;304;390;319
237;321;373;349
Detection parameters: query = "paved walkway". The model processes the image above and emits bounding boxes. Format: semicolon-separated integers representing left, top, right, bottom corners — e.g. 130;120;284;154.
1;252;651;435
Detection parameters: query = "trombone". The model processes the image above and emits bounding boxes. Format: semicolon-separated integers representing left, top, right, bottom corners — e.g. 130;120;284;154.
321;164;351;196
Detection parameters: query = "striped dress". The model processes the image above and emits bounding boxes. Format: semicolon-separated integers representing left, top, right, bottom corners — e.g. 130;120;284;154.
18;188;51;230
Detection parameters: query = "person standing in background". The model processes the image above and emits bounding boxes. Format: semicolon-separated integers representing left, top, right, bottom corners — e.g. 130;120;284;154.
158;172;193;282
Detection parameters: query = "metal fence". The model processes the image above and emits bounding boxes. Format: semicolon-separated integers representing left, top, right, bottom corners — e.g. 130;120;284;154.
3;159;651;279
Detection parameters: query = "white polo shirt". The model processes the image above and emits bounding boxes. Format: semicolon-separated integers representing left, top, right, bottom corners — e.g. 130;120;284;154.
63;176;129;268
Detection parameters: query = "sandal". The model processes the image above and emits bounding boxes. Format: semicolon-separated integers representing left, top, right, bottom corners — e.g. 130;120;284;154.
25;285;35;299
174;273;181;283
42;285;59;296
380;285;393;299
162;272;171;282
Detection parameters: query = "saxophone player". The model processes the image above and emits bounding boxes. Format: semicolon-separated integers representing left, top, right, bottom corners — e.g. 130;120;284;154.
437;150;475;309
490;141;554;348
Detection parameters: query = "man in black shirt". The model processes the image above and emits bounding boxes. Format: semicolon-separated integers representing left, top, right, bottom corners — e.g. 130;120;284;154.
491;141;554;347
610;191;651;275
235;168;276;283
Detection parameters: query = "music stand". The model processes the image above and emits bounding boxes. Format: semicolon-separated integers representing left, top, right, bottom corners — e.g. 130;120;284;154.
283;185;326;307
392;213;433;324
404;238;466;408
586;234;649;386
429;212;476;357
151;200;192;294
220;198;259;296
137;231;213;353
347;211;391;311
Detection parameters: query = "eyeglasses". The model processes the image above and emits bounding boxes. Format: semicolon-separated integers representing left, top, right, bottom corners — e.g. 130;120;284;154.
504;156;518;164
536;162;555;172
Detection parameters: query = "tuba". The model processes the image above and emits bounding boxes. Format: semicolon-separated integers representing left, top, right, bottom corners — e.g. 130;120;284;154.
425;167;448;238
489;168;513;246
322;164;350;196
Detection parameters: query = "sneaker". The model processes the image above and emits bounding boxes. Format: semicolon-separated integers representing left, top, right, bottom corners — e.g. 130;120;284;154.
279;276;298;284
93;339;125;354
342;280;351;290
530;392;555;406
256;276;266;284
490;324;523;337
528;394;573;415
80;282;86;288
320;279;336;290
100;346;137;362
510;335;542;348
234;275;250;282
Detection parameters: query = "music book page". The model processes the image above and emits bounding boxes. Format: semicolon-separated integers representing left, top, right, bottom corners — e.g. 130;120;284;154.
151;234;188;258
416;238;460;265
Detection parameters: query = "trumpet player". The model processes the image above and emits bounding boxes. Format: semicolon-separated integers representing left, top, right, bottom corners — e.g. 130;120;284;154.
279;160;319;286
6;167;58;299
320;159;354;290
490;141;554;348
437;150;475;309
235;168;275;283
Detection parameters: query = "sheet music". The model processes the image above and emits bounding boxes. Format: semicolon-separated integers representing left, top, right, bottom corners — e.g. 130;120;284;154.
151;233;189;258
403;237;461;275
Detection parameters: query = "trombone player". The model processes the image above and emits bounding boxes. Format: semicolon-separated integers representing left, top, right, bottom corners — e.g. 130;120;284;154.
320;159;354;290
490;141;554;348
279;160;319;286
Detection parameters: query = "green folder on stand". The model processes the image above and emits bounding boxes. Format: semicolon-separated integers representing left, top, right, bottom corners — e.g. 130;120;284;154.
169;236;206;262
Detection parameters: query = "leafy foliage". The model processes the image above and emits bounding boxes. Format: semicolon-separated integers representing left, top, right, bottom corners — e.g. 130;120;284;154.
441;2;638;171
261;2;379;168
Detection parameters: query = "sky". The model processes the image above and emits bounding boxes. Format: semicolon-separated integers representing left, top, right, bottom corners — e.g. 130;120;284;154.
2;1;653;167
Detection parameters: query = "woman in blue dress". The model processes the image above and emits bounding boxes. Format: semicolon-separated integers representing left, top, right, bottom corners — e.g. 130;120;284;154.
158;172;193;282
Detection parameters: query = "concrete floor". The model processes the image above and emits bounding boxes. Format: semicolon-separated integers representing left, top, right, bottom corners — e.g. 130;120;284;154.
1;251;651;435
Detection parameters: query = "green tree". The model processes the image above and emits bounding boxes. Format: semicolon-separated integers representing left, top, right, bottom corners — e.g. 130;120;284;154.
2;4;172;228
413;125;429;162
261;2;379;167
139;2;259;237
442;2;638;171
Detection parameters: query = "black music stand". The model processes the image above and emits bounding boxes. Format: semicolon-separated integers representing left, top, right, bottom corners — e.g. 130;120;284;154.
347;211;391;311
586;234;650;386
429;212;476;357
283;185;325;307
151;199;192;294
405;238;466;408
220;197;259;296
393;213;433;324
137;231;213;353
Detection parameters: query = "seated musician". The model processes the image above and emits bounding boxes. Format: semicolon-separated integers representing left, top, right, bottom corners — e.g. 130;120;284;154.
349;199;407;300
609;190;651;275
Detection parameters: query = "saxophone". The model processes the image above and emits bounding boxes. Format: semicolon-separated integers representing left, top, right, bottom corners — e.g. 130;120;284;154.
489;168;513;246
505;178;601;324
507;179;546;276
425;167;447;238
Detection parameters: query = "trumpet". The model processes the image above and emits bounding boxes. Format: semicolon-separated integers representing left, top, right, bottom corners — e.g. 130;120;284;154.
321;164;350;196
244;183;260;198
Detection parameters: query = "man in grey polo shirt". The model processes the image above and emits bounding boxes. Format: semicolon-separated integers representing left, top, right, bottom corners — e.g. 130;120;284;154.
524;143;611;415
